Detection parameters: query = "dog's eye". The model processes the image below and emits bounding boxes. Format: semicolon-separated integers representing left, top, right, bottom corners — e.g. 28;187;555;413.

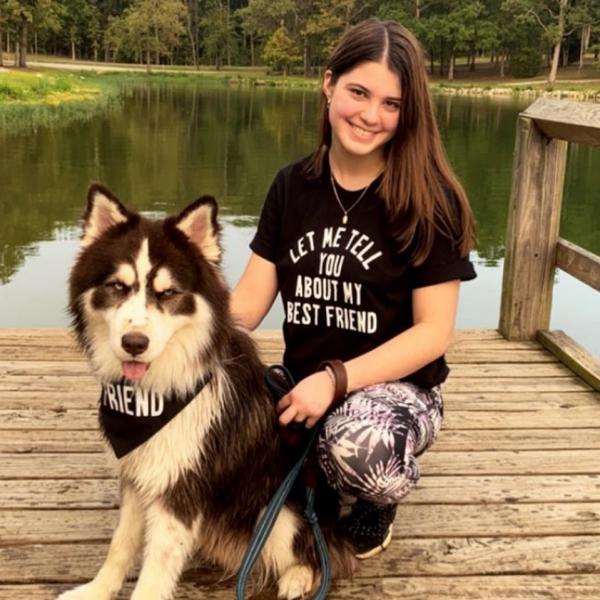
106;281;128;293
157;288;177;300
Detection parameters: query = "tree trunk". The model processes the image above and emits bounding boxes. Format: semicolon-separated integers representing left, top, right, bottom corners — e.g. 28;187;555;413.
500;53;505;78
71;37;75;61
186;0;198;68
18;17;27;67
439;42;444;76
429;50;434;75
226;0;231;67
250;33;254;67
548;0;569;84
448;48;455;80
416;0;421;19
155;25;159;65
470;49;476;71
579;24;591;70
34;30;38;55
303;36;309;77
0;13;3;67
548;41;561;83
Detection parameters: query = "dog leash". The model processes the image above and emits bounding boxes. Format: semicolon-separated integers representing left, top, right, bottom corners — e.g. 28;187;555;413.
235;365;331;600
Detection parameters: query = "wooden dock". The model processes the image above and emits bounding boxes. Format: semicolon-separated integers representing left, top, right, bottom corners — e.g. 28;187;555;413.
1;327;599;599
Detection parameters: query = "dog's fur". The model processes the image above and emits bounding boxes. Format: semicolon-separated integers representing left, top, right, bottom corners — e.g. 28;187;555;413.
58;185;356;600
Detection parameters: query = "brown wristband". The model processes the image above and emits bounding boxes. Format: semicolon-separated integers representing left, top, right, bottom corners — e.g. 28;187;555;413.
318;359;348;408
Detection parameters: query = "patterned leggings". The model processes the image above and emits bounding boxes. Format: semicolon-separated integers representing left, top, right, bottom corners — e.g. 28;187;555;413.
316;381;444;505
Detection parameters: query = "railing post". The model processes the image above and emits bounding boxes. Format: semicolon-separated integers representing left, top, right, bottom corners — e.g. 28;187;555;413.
499;115;568;340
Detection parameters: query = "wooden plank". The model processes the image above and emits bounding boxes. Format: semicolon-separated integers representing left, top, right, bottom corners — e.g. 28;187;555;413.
0;360;574;379
0;376;592;394
2;536;599;583
2;450;600;479
3;427;600;455
521;97;600;147
3;474;600;508
556;238;600;292
499;115;568;340
0;430;104;452
3;402;600;431
3;575;600;600
4;388;598;411
0;479;119;508
537;330;600;392
3;502;599;544
0;347;560;364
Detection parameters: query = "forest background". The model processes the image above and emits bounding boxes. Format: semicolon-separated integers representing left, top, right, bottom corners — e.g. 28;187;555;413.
1;1;599;84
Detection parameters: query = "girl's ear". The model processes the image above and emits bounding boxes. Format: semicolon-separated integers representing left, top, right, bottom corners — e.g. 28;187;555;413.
174;196;222;264
322;69;334;104
82;184;130;247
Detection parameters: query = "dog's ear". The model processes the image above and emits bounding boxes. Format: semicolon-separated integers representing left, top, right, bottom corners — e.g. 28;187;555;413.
175;196;222;264
82;184;130;247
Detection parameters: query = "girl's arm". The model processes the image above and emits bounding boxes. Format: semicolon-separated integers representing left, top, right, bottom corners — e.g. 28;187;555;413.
230;252;278;332
277;279;461;428
345;279;460;391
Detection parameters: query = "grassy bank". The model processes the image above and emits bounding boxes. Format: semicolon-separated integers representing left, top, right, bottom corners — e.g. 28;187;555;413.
1;61;599;107
0;69;103;104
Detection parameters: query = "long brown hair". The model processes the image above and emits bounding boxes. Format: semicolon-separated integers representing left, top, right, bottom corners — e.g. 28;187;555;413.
304;18;477;266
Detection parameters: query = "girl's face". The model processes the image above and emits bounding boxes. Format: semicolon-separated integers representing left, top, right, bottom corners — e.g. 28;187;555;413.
323;60;402;162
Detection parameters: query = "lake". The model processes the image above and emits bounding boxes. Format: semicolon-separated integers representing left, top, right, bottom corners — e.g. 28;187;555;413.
0;81;598;357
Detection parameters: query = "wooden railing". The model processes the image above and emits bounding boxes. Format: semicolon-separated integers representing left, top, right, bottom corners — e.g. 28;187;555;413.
498;98;600;391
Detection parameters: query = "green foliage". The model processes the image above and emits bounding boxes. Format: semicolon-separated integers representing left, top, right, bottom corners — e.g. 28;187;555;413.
1;0;600;77
104;0;186;63
262;26;301;74
510;43;543;76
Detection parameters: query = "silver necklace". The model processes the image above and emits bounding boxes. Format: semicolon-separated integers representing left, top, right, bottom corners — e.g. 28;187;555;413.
329;175;373;225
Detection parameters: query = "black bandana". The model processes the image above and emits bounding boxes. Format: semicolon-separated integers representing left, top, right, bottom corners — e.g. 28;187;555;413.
99;373;212;458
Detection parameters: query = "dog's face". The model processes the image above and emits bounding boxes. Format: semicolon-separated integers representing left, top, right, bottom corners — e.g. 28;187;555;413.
69;184;228;392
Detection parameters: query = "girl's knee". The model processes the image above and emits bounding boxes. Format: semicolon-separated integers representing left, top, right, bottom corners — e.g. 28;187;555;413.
318;431;420;503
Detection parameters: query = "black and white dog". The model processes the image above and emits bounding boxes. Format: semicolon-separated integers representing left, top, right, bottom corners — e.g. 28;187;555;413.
58;185;355;600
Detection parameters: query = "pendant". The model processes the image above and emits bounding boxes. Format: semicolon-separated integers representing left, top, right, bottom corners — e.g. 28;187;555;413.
342;214;348;224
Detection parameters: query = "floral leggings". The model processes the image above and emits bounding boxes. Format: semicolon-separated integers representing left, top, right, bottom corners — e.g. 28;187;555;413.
316;380;444;505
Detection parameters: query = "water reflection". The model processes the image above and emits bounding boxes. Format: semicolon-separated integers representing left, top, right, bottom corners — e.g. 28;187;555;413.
0;83;599;343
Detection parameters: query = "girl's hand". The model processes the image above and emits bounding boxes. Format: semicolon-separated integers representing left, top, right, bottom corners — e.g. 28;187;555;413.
276;371;336;429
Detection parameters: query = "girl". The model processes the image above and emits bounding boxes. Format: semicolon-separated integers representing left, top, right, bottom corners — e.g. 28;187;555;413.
230;18;477;560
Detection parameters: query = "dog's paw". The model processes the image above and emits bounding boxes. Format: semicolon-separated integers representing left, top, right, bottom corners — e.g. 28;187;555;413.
56;581;111;600
277;564;314;599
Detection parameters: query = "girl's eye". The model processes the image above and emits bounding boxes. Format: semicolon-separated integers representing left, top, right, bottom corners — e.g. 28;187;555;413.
385;100;401;110
350;88;365;97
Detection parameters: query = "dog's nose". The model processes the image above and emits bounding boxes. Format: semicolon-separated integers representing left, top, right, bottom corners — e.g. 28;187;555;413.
121;333;149;356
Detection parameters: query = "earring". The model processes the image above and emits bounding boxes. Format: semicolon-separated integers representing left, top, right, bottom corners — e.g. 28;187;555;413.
326;97;331;107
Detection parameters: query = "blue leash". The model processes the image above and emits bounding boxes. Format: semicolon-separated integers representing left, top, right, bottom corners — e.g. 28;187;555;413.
235;366;332;600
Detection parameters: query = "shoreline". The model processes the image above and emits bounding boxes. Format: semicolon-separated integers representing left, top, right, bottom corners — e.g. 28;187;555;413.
1;63;599;106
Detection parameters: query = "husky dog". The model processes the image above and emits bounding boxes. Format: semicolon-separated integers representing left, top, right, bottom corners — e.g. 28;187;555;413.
58;184;355;600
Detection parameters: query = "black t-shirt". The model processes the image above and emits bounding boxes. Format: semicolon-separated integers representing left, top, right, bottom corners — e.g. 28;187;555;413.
250;156;477;390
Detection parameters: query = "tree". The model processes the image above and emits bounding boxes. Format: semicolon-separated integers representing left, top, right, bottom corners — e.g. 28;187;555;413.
262;24;301;74
104;0;186;66
504;0;572;83
568;0;600;70
237;0;294;66
200;0;236;68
